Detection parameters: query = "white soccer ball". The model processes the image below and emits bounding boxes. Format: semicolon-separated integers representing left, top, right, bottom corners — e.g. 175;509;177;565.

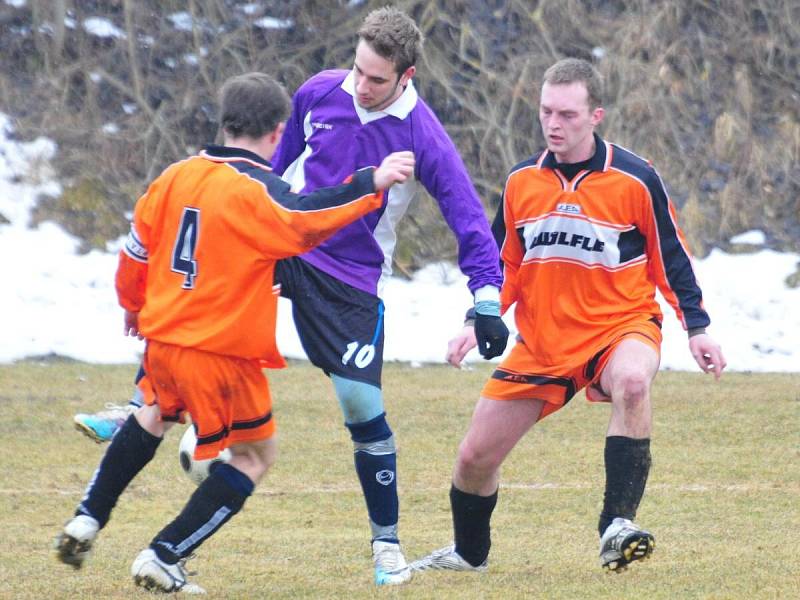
178;426;232;486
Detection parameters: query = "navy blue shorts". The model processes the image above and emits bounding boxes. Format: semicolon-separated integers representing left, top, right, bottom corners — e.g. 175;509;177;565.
274;257;384;388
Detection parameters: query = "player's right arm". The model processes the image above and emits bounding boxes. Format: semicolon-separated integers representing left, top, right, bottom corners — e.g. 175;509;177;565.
270;83;307;176
114;173;163;327
498;179;523;315
271;71;340;176
115;194;153;318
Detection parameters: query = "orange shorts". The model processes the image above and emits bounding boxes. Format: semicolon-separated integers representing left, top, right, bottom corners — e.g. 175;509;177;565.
143;340;276;460
481;319;662;421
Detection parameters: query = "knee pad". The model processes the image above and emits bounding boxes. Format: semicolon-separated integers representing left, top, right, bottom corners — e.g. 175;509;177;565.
346;412;395;454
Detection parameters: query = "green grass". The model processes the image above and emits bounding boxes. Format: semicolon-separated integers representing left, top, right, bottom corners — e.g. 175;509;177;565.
1;360;798;599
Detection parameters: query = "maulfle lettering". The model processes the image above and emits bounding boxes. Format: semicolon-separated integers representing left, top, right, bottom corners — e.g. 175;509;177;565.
519;214;632;269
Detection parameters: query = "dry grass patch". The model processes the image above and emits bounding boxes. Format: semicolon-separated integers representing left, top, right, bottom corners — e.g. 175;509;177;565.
0;360;797;598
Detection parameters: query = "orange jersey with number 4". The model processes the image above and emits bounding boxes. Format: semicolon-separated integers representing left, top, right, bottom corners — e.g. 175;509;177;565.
499;137;709;367
115;146;383;365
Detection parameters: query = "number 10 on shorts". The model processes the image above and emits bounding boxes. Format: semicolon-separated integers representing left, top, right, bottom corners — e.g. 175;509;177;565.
342;341;375;368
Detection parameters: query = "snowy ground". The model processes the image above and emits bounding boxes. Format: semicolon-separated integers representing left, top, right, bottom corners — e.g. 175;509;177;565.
1;114;798;372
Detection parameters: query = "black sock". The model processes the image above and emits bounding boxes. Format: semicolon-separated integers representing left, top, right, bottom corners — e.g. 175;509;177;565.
599;436;651;536
451;484;498;567
76;415;161;528
151;463;253;564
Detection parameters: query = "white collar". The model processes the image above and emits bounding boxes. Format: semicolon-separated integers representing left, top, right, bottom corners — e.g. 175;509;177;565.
341;70;418;124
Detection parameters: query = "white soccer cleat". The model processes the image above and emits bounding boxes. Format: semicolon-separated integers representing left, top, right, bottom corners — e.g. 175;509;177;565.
131;548;206;594
408;543;488;572
372;540;412;585
599;517;655;572
54;514;100;569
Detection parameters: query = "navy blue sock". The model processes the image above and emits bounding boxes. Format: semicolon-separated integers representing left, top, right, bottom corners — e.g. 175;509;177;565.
599;436;651;536
347;413;398;541
77;415;161;528
151;463;252;564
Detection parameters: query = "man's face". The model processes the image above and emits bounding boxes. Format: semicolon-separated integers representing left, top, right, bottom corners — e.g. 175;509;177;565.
353;40;414;112
539;81;604;163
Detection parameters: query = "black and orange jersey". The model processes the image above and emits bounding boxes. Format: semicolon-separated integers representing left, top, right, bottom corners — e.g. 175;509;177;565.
115;145;383;365
497;134;709;367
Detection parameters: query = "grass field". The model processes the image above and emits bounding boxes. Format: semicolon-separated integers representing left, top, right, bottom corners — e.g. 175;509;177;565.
0;360;798;599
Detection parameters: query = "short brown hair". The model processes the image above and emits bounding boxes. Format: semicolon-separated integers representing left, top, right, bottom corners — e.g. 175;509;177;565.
357;7;423;74
219;72;290;139
543;58;604;109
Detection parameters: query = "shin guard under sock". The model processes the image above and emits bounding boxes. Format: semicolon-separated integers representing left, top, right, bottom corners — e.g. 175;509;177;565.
347;413;399;541
451;484;498;567
599;436;651;535
151;463;253;563
77;415;161;528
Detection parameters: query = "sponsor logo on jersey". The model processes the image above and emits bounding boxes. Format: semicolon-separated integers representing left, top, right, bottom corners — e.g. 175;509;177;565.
556;203;581;214
518;213;639;269
527;231;605;253
311;121;333;130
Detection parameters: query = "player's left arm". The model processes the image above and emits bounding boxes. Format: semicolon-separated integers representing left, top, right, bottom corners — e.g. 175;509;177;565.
640;168;725;376
445;180;520;366
416;122;509;360
640;167;708;327
416;128;502;295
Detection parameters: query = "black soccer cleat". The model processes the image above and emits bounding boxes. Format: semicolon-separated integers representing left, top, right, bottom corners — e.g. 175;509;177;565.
599;517;655;572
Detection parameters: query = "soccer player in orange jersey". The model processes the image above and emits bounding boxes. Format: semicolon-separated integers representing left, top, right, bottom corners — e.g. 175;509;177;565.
412;58;726;574
54;72;414;593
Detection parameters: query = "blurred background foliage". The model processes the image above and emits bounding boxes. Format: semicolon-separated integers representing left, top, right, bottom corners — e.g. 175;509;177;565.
1;0;798;271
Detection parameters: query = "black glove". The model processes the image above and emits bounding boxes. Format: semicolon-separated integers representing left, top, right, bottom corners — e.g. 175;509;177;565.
473;301;509;359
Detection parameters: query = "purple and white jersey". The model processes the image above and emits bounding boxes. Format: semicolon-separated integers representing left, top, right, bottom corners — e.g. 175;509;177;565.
273;69;502;298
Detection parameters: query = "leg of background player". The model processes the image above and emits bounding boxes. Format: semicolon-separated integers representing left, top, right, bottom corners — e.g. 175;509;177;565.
73;365;146;443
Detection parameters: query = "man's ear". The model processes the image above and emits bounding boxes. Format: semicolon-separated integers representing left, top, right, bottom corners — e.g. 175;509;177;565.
271;121;286;144
591;106;605;127
399;65;416;87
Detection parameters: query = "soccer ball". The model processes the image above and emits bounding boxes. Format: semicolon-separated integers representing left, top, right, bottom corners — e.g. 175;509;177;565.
178;426;232;486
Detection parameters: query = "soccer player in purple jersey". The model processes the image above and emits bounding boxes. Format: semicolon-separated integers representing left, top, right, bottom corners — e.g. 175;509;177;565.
72;7;508;585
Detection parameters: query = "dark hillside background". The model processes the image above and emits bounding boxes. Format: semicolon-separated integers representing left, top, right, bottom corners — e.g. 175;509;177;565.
1;0;797;279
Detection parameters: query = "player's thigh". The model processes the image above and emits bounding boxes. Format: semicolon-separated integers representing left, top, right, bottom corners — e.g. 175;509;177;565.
459;396;545;468
148;342;274;459
229;436;278;471
598;336;660;397
286;260;384;386
134;402;167;437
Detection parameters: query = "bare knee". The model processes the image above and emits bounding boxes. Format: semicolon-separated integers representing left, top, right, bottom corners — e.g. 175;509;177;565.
455;440;496;484
134;403;173;437
612;371;651;410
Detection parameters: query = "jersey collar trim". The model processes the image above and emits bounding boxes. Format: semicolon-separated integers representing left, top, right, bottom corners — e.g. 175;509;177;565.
341;70;418;123
540;133;609;172
201;144;273;170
